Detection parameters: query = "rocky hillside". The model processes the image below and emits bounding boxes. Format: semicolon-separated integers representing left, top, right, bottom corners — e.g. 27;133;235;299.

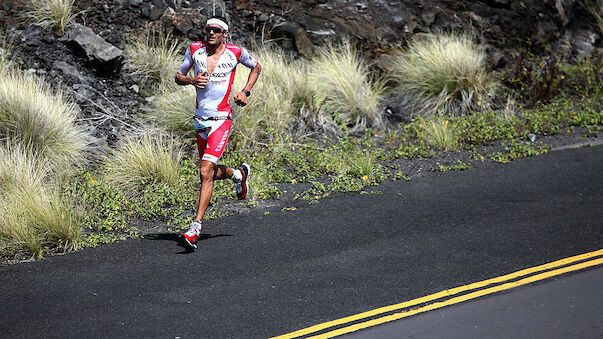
1;0;601;146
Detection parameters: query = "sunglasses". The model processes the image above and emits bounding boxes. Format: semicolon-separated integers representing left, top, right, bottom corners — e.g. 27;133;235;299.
205;27;225;34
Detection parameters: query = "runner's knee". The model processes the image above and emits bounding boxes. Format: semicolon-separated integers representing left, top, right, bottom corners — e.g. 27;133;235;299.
199;163;216;182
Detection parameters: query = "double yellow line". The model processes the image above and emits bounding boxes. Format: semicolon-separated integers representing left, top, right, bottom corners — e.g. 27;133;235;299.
272;249;603;339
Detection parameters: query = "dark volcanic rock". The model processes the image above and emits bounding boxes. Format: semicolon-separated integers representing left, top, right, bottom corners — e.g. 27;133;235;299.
571;28;598;58
149;6;166;20
53;61;92;84
62;23;125;76
162;8;206;38
271;21;315;56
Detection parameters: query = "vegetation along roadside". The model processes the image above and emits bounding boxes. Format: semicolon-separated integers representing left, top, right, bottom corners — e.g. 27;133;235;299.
0;1;601;264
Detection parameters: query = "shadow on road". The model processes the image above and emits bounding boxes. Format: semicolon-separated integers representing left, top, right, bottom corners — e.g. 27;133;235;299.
143;233;233;254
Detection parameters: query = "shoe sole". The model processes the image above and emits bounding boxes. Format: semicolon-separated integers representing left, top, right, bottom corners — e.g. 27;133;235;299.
180;234;198;250
238;163;250;200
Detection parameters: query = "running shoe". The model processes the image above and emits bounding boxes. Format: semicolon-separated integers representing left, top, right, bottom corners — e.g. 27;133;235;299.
235;163;250;200
180;220;202;250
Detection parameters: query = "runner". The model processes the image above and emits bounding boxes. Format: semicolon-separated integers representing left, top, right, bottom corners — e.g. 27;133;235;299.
175;15;262;250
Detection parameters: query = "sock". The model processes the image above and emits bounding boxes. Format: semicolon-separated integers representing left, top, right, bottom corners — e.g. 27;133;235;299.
191;220;202;232
231;169;243;183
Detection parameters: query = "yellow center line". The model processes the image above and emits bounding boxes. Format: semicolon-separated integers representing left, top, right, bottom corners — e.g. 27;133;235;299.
309;257;603;339
271;249;603;339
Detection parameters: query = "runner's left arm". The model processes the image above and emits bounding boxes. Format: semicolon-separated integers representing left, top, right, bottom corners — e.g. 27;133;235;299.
234;48;262;106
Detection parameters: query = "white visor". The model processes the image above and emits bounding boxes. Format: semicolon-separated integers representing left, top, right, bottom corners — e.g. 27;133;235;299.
206;18;229;31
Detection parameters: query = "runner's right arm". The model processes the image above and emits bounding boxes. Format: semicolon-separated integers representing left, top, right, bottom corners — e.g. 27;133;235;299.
175;48;208;89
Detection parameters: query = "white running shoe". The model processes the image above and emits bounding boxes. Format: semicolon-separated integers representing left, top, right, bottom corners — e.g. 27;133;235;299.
180;220;202;250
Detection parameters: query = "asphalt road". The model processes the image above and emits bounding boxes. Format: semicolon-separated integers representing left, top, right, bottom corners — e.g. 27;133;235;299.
342;265;603;339
1;145;602;338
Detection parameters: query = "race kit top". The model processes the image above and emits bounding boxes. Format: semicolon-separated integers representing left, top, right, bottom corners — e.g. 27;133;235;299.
177;42;258;119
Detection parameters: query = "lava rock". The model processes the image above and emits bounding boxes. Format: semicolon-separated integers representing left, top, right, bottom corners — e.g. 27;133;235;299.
163;8;205;36
62;23;125;76
53;61;92;84
149;7;166;20
572;29;598;58
18;26;46;48
72;83;97;104
271;22;314;57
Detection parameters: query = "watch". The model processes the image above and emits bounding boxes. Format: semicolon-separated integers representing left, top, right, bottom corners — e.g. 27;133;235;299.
241;89;251;97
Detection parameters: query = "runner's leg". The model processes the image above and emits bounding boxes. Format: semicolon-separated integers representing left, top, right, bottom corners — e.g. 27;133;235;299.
195;133;233;179
196;131;208;158
195;159;217;222
202;119;235;181
194;132;210;222
215;165;234;179
194;120;236;221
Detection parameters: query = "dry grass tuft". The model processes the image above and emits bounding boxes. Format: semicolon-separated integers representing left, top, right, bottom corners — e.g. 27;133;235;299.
146;43;385;149
0;145;81;259
125;29;182;90
417;117;459;150
579;0;603;34
311;40;386;130
104;131;185;197
232;47;301;144
26;0;77;34
391;32;498;117
0;69;91;168
144;85;196;142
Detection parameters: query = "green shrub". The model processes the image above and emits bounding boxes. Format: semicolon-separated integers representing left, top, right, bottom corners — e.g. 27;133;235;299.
104;131;185;197
388;142;436;159
26;0;76;34
504;52;602;105
456;111;521;145
522;97;603;136
504;53;566;104
66;170;131;234
559;54;603;98
491;141;550;163
391;32;498;116
430;160;472;172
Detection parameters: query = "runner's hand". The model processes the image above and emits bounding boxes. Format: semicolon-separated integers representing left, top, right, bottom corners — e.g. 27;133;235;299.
191;71;208;89
234;91;248;106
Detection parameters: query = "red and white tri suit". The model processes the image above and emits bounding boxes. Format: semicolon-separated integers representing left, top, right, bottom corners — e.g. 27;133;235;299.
177;42;257;163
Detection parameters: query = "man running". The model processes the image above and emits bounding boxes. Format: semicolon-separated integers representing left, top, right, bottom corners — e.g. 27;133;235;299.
175;16;262;250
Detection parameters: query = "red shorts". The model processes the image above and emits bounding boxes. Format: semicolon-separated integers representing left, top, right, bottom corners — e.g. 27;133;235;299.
194;118;231;164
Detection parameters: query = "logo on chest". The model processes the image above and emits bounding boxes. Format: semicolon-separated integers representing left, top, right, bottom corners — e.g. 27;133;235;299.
195;59;207;71
194;51;236;81
216;62;235;70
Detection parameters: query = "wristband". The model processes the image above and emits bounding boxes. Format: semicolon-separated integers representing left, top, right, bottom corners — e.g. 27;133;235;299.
241;89;251;97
